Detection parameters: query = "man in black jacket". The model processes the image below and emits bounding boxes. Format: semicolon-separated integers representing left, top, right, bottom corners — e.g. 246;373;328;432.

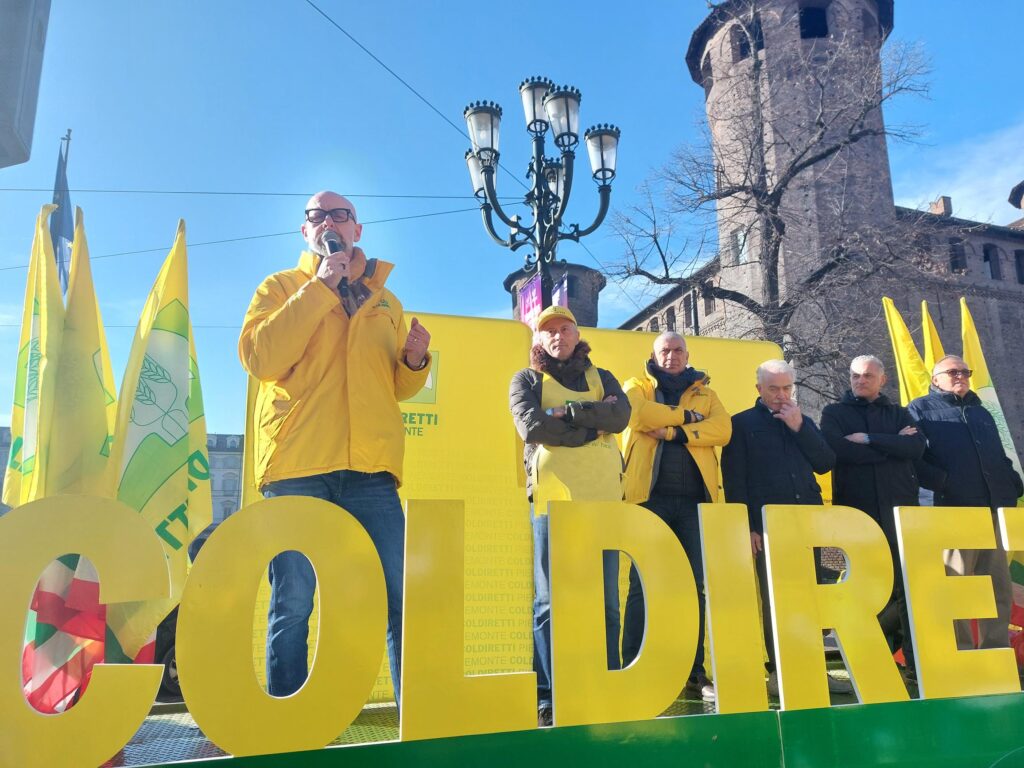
820;355;925;679
509;305;631;726
909;354;1024;651
722;359;849;695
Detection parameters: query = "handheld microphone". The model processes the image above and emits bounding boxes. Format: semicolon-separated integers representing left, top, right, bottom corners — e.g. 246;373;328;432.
320;230;349;296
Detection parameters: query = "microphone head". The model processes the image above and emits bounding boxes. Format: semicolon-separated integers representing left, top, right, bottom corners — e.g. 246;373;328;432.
320;230;343;254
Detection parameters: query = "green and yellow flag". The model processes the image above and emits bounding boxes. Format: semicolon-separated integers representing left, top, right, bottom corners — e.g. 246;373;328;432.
105;221;212;659
3;205;65;507
960;298;1022;480
48;208;117;497
881;297;930;406
921;300;946;374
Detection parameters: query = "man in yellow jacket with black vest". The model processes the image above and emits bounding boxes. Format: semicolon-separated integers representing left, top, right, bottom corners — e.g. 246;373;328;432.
621;331;731;702
239;190;431;701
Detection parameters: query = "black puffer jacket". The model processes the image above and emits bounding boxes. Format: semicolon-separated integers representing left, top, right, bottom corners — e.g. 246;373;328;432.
509;342;630;499
721;399;836;533
820;391;924;522
908;386;1023;507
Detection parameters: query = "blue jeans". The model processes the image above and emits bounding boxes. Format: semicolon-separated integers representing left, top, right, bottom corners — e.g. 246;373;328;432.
532;510;621;709
262;470;405;700
621;493;706;680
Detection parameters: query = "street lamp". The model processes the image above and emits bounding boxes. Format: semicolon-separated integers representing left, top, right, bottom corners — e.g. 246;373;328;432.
464;77;620;310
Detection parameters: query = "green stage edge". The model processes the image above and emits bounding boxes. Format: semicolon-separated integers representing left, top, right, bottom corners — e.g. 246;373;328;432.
147;693;1024;768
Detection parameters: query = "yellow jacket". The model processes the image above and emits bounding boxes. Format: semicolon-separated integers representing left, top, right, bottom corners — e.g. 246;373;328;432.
622;367;732;503
239;251;430;488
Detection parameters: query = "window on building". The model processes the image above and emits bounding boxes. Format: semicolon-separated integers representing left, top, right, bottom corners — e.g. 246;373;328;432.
703;282;716;314
665;306;676;331
221;502;235;521
206;435;217;449
948;238;967;273
730;229;748;265
799;6;829;39
701;54;713;98
648;317;659;332
227;436;241;449
682;294;694;329
1015;250;1024;285
566;274;579;299
983;244;1002;280
223;473;238;492
751;15;765;51
730;25;751;62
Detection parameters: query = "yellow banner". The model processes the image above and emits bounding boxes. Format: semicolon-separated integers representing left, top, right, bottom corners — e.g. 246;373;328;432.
881;297;929;406
47;208;117;497
244;315;780;700
106;221;212;657
3;205;65;507
920;300;945;374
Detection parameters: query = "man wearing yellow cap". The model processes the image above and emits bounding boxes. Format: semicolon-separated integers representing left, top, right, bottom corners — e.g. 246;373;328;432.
509;305;631;727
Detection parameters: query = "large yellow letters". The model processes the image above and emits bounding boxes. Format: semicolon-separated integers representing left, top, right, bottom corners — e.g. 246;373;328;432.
175;496;387;757
401;499;536;740
549;501;696;726
896;505;1019;699
0;496;168;768
699;503;770;714
764;504;908;710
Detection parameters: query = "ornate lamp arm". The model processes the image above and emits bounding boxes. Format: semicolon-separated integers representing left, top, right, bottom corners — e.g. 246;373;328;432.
479;204;512;247
482;167;519;230
551;151;576;224
562;184;611;241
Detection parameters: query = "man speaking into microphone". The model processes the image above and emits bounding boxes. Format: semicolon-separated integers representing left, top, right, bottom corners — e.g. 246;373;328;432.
239;190;431;704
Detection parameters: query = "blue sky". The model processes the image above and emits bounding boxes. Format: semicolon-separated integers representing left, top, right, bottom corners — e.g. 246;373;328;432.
1;1;1022;434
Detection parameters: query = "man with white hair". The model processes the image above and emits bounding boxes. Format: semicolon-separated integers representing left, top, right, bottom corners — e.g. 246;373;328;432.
909;354;1023;651
820;355;925;683
721;359;845;696
620;331;732;702
509;305;631;726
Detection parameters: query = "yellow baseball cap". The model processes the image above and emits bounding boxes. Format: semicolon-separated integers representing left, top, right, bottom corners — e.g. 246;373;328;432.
535;305;577;330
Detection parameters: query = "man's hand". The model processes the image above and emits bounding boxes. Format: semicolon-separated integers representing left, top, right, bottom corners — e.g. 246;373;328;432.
774;400;803;432
403;317;431;369
750;531;763;557
844;432;870;444
899;426;918;436
315;247;350;290
644;427;668;440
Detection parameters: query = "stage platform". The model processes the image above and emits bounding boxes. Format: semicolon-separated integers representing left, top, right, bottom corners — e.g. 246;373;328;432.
97;671;1024;768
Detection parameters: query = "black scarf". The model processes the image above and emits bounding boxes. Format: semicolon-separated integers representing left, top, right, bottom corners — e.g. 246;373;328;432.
647;359;703;399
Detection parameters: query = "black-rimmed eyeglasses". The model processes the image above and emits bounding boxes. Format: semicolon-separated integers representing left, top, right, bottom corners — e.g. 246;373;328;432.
305;208;355;225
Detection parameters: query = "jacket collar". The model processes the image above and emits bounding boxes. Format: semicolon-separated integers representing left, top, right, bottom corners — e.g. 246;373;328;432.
643;361;707;392
928;384;981;407
841;390;892;407
297;248;393;292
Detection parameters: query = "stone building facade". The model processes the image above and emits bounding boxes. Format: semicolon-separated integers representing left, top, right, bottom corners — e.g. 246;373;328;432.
618;0;1024;451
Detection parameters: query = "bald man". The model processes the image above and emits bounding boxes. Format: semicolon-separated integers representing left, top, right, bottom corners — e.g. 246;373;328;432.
240;190;432;701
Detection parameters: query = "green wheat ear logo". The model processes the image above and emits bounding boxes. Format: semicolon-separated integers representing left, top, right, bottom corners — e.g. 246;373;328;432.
130;354;188;441
375;298;391;310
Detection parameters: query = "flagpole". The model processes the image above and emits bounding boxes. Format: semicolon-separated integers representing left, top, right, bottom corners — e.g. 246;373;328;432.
60;128;71;164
